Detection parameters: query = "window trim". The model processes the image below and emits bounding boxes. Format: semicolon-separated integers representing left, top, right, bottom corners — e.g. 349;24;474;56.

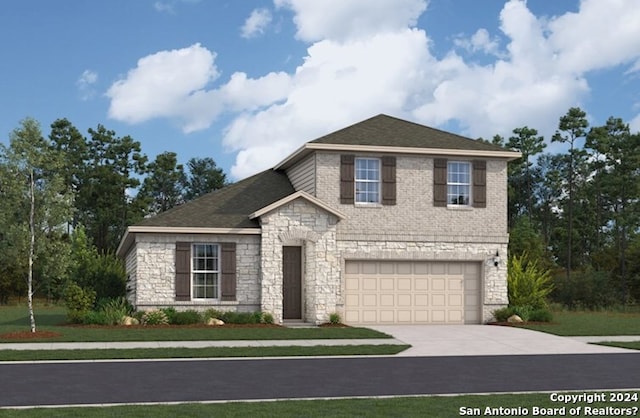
447;160;472;207
354;157;381;204
191;243;220;300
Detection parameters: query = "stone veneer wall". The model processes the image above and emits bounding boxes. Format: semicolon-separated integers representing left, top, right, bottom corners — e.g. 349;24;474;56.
129;233;261;311
125;246;137;306
259;199;340;324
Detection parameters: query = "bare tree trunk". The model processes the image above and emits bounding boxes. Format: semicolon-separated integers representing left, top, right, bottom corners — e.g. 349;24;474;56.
28;169;36;333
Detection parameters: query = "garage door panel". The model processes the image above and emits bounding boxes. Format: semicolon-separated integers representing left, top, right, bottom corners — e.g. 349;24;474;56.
344;261;480;325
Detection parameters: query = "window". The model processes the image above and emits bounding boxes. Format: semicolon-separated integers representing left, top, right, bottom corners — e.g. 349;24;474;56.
192;244;219;299
355;158;380;203
447;161;471;206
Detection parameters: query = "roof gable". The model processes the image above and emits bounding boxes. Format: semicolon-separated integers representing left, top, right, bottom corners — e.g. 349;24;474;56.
249;190;346;220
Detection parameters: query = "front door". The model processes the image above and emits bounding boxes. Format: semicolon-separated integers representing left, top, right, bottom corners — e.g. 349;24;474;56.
283;246;302;319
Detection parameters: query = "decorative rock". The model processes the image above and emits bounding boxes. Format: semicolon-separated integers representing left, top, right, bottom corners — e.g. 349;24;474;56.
122;316;139;326
507;314;523;323
207;318;225;326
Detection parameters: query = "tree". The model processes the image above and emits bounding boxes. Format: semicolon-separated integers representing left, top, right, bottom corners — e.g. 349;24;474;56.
76;125;147;253
551;107;588;282
506;127;545;225
137;151;187;215
184;157;226;201
0;118;73;331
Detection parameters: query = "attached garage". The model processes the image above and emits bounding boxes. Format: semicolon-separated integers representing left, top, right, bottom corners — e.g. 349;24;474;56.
344;260;481;325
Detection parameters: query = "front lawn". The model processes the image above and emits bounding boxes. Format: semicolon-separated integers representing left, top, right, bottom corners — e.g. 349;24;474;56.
519;310;640;336
0;305;391;342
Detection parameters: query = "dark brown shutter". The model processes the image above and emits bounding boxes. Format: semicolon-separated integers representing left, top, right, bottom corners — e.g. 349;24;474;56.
175;242;191;301
340;154;355;204
433;158;447;207
220;242;236;301
472;160;487;208
381;156;396;205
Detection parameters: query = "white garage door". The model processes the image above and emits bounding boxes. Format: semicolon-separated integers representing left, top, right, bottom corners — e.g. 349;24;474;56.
344;261;481;325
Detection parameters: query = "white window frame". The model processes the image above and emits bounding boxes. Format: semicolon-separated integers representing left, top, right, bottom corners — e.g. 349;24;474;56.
447;161;471;206
355;157;381;204
192;243;220;299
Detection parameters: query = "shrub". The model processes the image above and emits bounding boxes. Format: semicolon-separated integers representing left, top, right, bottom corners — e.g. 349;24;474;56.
329;312;342;324
170;310;202;325
141;310;169;325
492;306;516;322
508;253;553;309
261;312;274;324
528;308;553;322
64;283;97;323
101;297;132;325
82;310;110;325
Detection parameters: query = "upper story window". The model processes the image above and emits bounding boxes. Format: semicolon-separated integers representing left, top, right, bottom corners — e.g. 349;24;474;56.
355;158;380;203
447;161;471;206
192;243;219;299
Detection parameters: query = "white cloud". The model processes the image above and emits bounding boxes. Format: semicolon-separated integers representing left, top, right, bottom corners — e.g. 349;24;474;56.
76;70;98;101
454;28;502;56
274;0;427;42
630;114;640;133
106;44;220;129
107;0;640;179
241;8;273;38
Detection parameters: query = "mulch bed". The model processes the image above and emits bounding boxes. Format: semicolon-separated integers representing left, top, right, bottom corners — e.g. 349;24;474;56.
0;331;63;340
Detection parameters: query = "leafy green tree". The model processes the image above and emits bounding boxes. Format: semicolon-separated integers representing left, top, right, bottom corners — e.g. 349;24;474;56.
137;151;187;215
0;118;73;330
76;125;147;253
184;157;226;201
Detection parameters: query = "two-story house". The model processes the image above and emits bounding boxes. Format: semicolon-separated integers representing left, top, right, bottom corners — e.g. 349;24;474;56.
117;115;521;325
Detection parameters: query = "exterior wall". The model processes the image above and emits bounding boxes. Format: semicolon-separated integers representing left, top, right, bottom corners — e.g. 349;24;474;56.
315;152;509;242
312;151;510;322
125;245;137;306
285;154;316;195
130;233;261;312
259;199;340;324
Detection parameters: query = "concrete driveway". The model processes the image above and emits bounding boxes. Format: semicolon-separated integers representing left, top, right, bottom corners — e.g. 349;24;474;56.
369;324;637;357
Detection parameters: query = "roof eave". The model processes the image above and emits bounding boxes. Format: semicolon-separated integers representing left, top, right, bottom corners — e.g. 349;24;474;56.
274;143;522;170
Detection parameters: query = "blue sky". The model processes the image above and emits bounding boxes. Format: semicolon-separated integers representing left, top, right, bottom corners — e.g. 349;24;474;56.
1;0;639;180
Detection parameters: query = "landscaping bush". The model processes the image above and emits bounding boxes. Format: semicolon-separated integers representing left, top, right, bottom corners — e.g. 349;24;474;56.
64;283;97;323
203;309;271;324
528;308;553;322
508;253;553;309
493;306;517;322
329;312;342;324
82;310;110;325
141;310;169;325
101;297;133;325
170;310;202;325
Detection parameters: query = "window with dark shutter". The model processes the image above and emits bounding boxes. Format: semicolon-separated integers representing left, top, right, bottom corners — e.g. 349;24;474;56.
220;242;237;301
340;154;355;204
472;160;487;208
175;242;191;301
433;158;447;207
381;156;396;205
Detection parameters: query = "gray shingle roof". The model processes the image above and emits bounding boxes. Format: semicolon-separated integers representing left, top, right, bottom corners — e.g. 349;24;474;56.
134;169;294;228
311;114;507;152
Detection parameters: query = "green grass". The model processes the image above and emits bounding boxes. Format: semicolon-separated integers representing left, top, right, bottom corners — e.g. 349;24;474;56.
0;305;390;342
1;392;638;417
519;310;640;336
596;341;640;350
0;344;409;361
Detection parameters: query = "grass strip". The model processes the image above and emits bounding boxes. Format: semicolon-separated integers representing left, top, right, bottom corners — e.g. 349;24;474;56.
2;392;638;417
595;341;640;350
519;310;640;336
0;344;409;361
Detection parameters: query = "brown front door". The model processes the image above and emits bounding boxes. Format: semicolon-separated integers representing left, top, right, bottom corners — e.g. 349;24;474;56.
283;246;302;319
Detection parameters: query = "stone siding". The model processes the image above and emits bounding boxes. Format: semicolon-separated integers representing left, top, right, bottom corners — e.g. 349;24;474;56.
130;233;261;312
259;199;340;324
